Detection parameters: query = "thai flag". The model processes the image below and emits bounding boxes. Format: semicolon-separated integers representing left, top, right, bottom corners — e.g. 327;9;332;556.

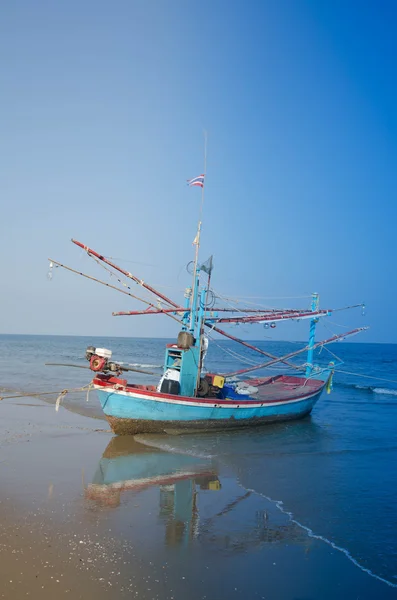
187;174;205;188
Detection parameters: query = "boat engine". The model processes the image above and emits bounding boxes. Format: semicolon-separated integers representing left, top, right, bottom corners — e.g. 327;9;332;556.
85;346;121;373
197;373;225;397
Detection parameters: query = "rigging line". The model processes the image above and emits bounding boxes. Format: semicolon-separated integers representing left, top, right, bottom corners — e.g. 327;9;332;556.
321;320;341;339
209;281;290;318
222;328;368;378
213;291;306;313
321;344;343;364
49;260;158;306
332;303;365;313
213;291;278;312
199;274;305;314
144;283;186;292
211;285;263;318
72;239;180;309
333;370;397;386
90;255;158;306
207;340;266;370
326;320;350;329
206;323;303;371
218;295;312;301
50;259;183;326
206;333;266;367
103;256;159;268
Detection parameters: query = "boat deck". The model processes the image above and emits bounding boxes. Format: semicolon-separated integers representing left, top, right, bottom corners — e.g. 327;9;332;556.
242;375;324;403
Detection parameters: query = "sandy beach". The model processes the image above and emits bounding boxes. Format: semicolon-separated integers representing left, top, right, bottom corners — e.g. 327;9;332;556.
0;393;396;600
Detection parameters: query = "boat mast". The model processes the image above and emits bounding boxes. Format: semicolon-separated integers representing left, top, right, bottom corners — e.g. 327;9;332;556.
189;131;207;335
305;292;319;377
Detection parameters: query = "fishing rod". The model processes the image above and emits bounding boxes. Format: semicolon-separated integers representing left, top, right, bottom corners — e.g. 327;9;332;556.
223;327;369;378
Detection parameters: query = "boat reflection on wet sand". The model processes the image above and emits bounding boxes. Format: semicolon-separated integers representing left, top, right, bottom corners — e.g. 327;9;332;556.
85;436;311;552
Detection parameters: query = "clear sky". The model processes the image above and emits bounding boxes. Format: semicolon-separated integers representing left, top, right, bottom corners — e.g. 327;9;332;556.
1;1;396;342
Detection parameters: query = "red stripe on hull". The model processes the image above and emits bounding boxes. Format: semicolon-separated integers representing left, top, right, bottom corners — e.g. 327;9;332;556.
93;374;325;406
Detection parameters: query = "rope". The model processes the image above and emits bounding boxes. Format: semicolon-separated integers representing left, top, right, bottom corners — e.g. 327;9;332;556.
333;370;397;386
91;255;155;305
104;256;158;268
55;390;68;412
218;295;312;301
321;344;343;364
206;333;260;367
87;254;183;325
326;320;350;330
206;332;303;372
0;384;94;411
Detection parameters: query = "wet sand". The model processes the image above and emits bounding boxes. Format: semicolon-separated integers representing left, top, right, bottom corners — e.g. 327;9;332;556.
1;397;396;600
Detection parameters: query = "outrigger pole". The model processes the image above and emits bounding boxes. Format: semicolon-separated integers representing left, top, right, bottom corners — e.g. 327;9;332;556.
71;239;180;310
49;258;183;325
223;327;369;379
113;307;329;316
63;242;293;365
57;241;366;378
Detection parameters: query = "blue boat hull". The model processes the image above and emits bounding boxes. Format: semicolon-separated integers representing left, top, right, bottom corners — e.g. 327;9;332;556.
94;382;325;435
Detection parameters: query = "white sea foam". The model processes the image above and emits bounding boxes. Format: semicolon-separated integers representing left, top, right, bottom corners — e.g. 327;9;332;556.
243;486;397;589
372;387;397;397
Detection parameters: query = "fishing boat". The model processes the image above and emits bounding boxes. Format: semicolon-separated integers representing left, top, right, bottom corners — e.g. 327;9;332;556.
48;172;367;435
86;436;219;508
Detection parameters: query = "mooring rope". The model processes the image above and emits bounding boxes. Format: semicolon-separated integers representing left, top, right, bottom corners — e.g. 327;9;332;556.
0;384;94;412
332;370;397;386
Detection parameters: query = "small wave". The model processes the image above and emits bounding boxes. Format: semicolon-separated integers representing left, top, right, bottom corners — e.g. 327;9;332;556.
337;382;397;397
372;387;397;397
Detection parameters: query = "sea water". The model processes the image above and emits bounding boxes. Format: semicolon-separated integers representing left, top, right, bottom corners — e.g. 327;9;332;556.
1;334;396;590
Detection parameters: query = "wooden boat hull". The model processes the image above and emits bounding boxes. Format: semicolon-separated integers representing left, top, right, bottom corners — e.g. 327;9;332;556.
93;374;327;435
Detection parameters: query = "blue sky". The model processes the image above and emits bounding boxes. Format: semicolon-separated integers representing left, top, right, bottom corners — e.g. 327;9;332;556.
1;1;396;342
